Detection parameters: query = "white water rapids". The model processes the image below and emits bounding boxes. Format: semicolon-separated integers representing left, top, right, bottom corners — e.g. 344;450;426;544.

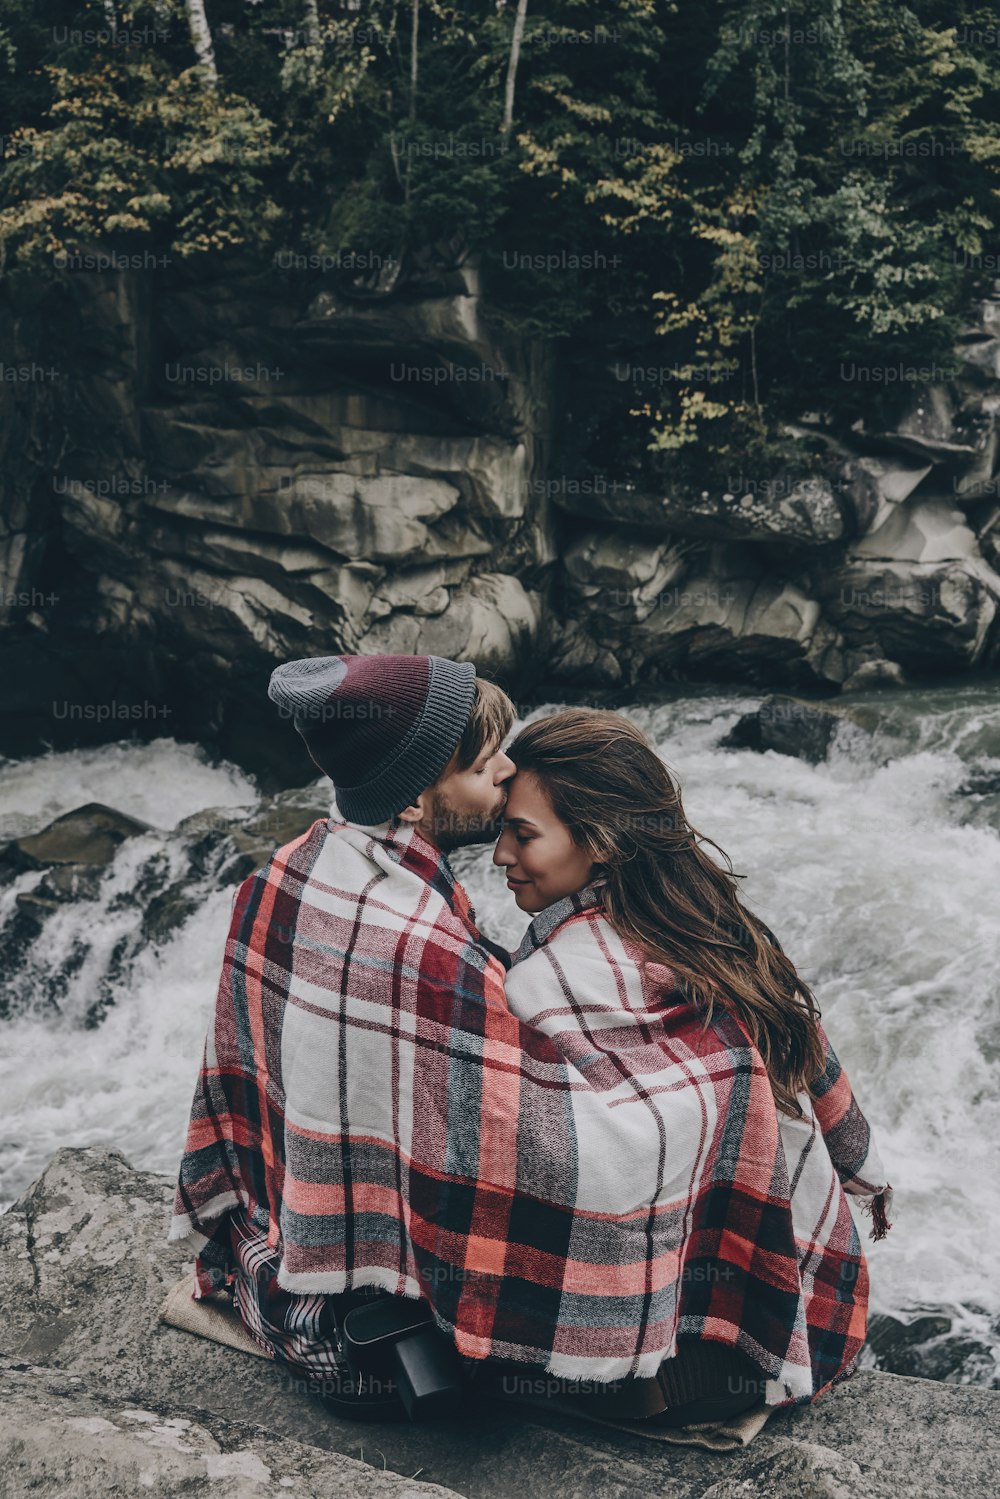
1;684;998;1383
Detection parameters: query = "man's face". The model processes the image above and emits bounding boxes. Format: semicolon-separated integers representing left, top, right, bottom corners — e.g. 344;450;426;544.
424;739;516;851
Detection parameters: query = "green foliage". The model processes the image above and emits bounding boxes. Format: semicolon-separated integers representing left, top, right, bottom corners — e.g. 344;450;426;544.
1;0;998;481
669;0;997;454
0;2;281;270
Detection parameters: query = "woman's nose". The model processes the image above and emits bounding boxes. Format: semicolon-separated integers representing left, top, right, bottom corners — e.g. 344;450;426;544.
492;832;515;868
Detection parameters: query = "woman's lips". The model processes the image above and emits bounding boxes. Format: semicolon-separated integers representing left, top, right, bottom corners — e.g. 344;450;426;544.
506;877;530;888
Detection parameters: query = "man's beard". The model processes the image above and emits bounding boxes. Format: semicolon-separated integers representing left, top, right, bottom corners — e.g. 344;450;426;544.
428;785;507;852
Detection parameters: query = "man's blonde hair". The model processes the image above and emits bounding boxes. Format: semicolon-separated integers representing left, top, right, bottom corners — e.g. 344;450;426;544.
449;677;516;771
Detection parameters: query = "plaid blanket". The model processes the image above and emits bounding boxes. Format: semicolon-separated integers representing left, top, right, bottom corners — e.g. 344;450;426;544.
169;819;892;1407
505;884;894;1405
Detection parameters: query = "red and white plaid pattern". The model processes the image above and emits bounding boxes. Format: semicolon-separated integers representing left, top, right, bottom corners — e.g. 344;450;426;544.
504;885;893;1403
227;1204;343;1374
169;819;891;1408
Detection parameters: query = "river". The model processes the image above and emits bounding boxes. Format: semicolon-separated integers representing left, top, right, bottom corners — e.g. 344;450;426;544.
2;682;998;1387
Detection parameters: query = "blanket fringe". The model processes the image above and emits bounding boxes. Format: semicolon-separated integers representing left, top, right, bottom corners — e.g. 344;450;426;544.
864;1187;892;1242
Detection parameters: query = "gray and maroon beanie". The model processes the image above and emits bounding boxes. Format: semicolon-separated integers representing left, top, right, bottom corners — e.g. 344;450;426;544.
267;653;477;825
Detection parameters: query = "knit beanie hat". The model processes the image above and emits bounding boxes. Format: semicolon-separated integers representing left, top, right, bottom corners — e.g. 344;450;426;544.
267;654;477;825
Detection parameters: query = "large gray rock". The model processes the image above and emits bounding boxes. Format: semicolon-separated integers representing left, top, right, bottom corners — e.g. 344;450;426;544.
834;562;999;668
6;255;1000;775
360;573;543;678
0;259;547;772
562;529;688;617
0;802;155;943
554;545;848;688
873;383;979;462
142;781;335;945
834;455;934;536
821;496;1000;670
848;496;978;565
2;1146;998;1498
720;695;879;764
5;803;152;871
1;1361;458;1499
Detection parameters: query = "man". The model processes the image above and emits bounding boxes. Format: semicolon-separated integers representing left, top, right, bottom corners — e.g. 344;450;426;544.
169;653;517;1418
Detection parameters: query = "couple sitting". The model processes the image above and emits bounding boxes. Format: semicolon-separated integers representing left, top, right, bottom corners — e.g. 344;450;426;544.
169;652;892;1430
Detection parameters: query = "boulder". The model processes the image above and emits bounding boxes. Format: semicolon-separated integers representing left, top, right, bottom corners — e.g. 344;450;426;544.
144;470;463;567
822;556;1000;671
556;544;848;688
7;803;151;871
146;529;382;639
873;385;978;463
339;429;530;523
847;496;978;565
543;618;625;685
1;1362;459;1499
1;1367;458;1499
361;572;543;681
694;1440;898;1499
840;658;908;692
720;695;878;764
6;863;104;904
949;416;999;502
958;337;1000;381
561;529;688;623
863;1312;996;1384
955;762;1000;799
1;1146;998;1499
835;456;933;537
813;492;1000;669
142;784;333;946
11;864;105;931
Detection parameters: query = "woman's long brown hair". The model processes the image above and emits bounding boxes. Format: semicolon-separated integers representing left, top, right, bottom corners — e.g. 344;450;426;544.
507;708;826;1119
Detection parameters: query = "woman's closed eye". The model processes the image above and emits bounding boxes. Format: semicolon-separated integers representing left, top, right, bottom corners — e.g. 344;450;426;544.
502;823;534;843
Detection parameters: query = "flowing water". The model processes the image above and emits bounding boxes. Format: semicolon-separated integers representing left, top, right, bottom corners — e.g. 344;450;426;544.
1;683;998;1386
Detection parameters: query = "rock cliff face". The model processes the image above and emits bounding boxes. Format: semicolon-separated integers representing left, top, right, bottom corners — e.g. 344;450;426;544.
3;258;1000;777
0;255;553;778
548;342;1000;690
2;1146;998;1498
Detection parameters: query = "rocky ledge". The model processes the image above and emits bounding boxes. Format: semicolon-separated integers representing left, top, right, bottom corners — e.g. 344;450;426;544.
1;1147;997;1498
4;261;1000;780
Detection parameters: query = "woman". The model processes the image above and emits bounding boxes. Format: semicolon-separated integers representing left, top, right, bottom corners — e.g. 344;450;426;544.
491;707;893;1429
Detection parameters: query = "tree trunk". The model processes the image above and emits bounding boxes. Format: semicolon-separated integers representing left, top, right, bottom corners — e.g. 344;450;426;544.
304;0;320;49
409;0;419;125
501;0;529;139
403;0;419;207
185;0;218;88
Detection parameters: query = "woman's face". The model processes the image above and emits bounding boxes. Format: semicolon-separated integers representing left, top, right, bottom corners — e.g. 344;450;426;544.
492;769;597;914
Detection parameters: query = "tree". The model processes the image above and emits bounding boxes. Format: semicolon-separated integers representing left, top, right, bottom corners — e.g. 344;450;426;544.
501;0;528;140
2;0;999;492
184;0;216;88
